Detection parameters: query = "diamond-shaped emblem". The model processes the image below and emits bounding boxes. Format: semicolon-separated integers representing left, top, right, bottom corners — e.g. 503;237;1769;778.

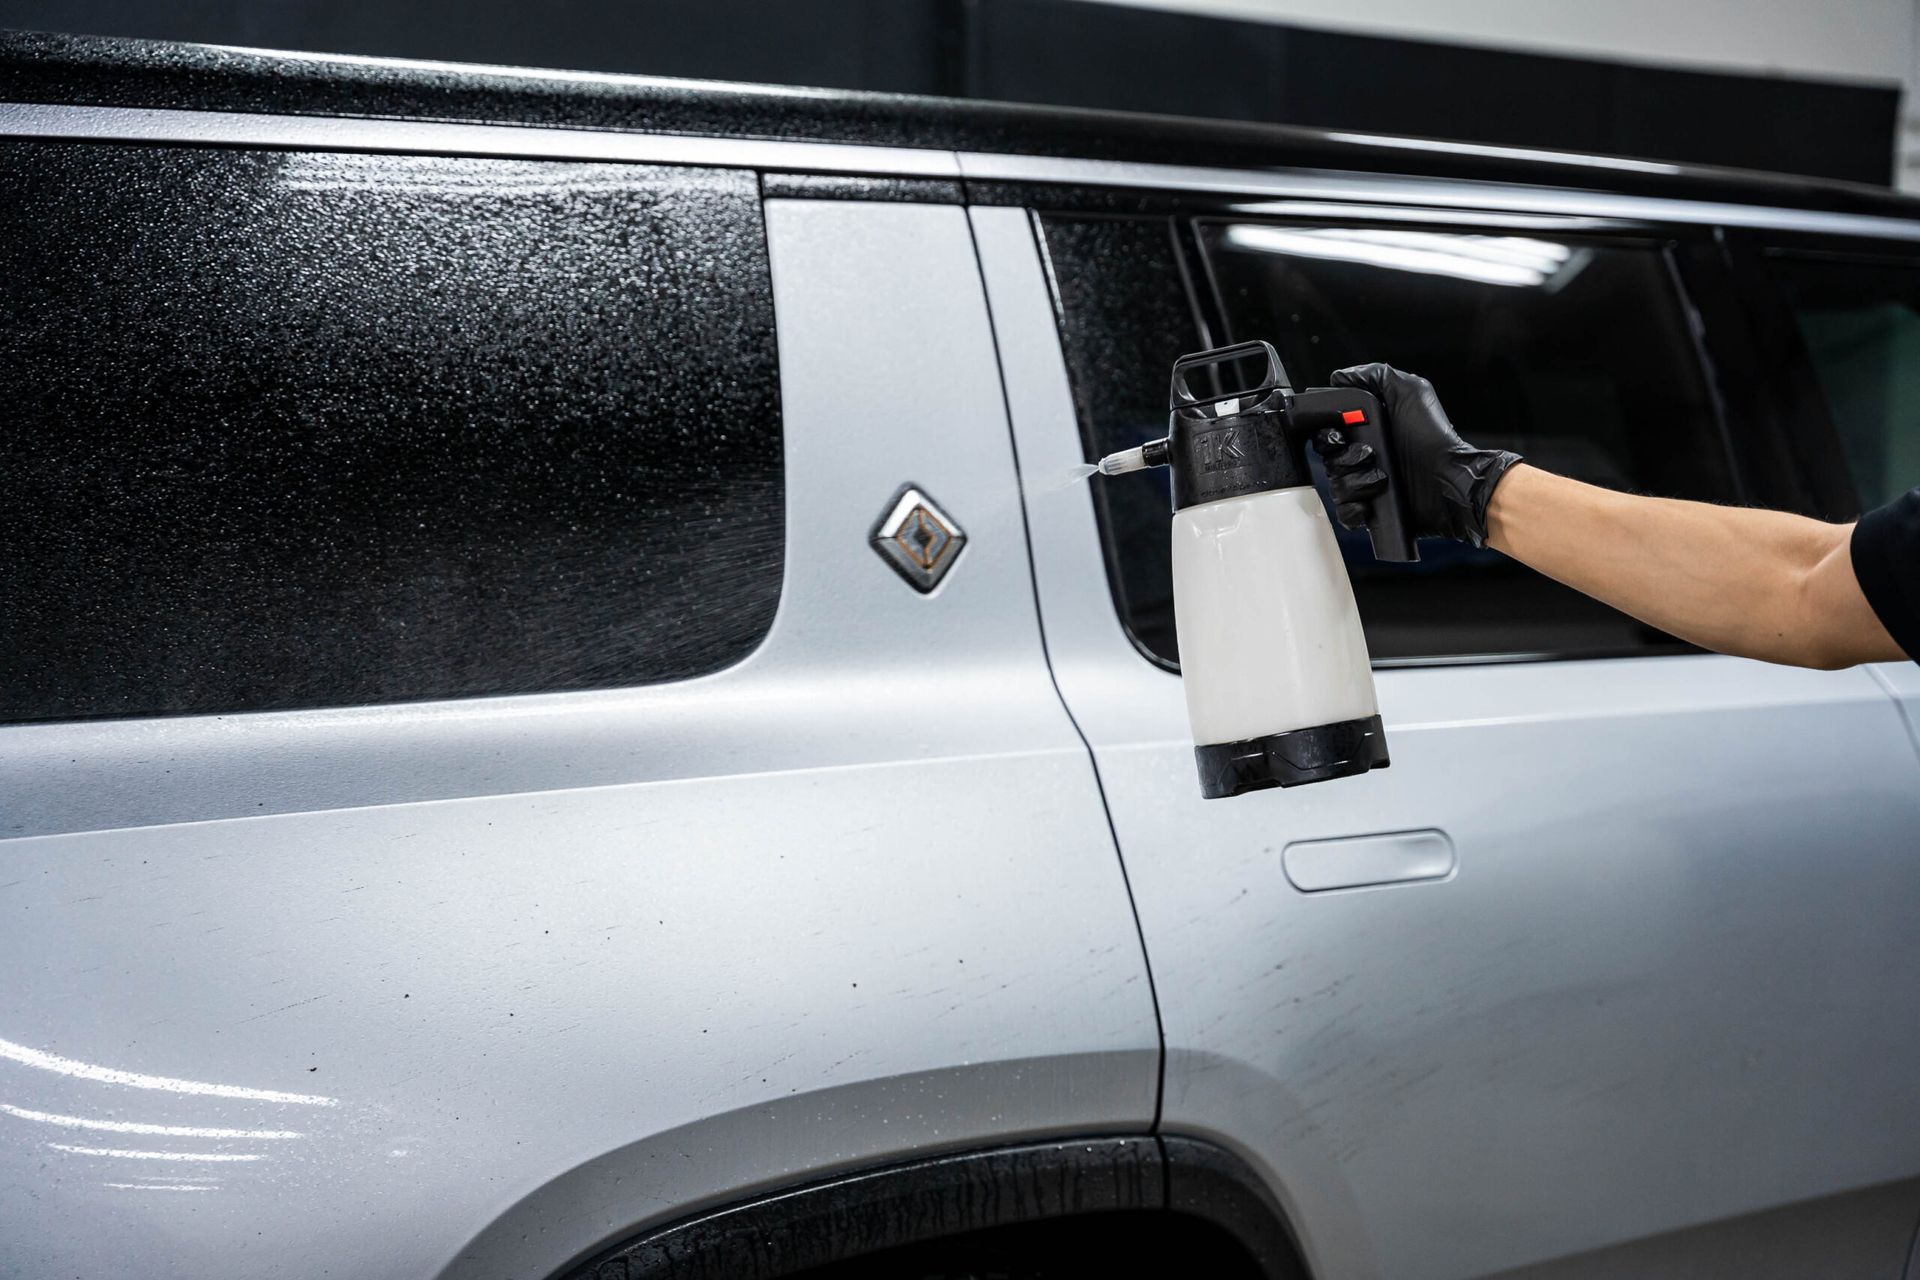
871;485;966;593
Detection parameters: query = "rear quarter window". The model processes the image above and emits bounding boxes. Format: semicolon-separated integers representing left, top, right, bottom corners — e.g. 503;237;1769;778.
0;144;782;722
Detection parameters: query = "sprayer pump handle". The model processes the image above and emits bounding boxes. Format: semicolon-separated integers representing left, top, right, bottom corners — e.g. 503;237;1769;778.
1290;387;1420;564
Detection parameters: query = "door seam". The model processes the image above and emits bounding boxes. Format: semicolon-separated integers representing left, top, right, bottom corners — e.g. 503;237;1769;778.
961;197;1167;1132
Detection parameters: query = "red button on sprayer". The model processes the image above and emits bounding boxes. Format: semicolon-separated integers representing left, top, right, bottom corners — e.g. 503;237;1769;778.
1341;409;1367;425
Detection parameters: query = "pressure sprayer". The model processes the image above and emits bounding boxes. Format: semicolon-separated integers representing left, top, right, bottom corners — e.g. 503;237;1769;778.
1096;341;1417;798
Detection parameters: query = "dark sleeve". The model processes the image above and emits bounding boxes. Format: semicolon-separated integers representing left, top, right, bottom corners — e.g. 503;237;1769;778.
1851;486;1920;663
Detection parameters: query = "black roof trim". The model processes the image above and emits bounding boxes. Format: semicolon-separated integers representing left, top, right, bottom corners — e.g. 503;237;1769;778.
5;29;1919;220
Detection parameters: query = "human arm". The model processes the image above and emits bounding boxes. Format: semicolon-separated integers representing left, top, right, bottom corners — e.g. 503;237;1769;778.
1316;363;1907;670
1482;463;1900;669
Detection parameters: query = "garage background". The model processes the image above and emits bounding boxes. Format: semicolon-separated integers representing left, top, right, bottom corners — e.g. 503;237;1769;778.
3;0;1912;187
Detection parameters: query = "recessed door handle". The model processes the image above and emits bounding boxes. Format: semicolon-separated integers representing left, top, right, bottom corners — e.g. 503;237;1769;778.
1283;829;1455;893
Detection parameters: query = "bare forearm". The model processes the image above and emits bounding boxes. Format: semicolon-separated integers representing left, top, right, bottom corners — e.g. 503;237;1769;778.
1483;465;1896;668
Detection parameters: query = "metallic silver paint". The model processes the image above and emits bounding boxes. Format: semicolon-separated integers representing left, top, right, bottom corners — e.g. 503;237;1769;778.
10;101;1920;242
1312;129;1685;175
0;201;1158;1279
974;202;1920;1279
1868;662;1920;762
958;152;1920;243
0;102;963;178
1220;201;1640;232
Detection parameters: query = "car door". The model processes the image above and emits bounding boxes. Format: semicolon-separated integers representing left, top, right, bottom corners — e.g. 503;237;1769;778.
974;193;1920;1280
0;129;1157;1279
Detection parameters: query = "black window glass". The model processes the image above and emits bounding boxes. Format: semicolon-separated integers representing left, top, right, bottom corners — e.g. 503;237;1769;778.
1768;255;1920;511
1040;216;1207;664
1043;211;1737;664
1200;222;1736;661
0;144;782;722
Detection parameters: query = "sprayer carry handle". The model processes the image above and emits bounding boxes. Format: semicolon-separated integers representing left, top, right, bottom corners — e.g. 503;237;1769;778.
1169;340;1287;411
1291;387;1419;563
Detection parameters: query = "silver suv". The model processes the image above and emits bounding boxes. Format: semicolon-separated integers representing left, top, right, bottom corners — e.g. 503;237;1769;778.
3;30;1919;1280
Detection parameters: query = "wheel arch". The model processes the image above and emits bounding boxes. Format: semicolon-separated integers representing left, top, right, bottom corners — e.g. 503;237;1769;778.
549;1135;1310;1279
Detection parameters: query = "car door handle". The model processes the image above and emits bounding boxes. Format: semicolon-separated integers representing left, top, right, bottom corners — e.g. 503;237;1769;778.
1283;829;1455;893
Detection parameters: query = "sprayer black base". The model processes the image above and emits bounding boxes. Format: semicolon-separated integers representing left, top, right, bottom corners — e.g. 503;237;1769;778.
1194;715;1390;799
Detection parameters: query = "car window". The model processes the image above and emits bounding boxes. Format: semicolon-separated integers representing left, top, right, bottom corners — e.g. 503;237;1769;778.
1041;210;1739;664
1766;254;1920;511
1040;215;1208;665
0;145;782;722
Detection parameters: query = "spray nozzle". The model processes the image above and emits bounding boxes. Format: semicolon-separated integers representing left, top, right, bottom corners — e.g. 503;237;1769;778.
1096;437;1170;477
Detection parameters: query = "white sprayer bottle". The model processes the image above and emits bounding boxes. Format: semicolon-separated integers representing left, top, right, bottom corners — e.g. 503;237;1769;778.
1098;341;1417;798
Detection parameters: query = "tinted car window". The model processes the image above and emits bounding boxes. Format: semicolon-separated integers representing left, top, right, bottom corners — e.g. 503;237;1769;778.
1767;255;1920;510
1040;215;1208;664
0;145;782;722
1199;222;1737;662
1042;211;1737;664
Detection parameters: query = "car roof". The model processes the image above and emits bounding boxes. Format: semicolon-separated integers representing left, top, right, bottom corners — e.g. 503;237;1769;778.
5;27;1918;222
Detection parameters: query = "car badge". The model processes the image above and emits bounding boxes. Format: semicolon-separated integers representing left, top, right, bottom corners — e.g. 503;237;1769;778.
871;485;966;593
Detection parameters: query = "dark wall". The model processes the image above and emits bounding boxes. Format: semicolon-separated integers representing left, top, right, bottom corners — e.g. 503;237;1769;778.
3;0;1898;185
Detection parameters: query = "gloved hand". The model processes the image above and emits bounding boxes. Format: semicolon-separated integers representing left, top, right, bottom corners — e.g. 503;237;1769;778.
1311;363;1523;548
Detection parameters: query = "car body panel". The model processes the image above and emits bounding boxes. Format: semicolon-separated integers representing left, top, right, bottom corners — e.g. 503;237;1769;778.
1869;662;1920;760
975;203;1920;1279
0;197;1158;1280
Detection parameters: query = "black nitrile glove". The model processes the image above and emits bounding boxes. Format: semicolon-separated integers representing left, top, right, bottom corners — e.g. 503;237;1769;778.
1312;363;1523;548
